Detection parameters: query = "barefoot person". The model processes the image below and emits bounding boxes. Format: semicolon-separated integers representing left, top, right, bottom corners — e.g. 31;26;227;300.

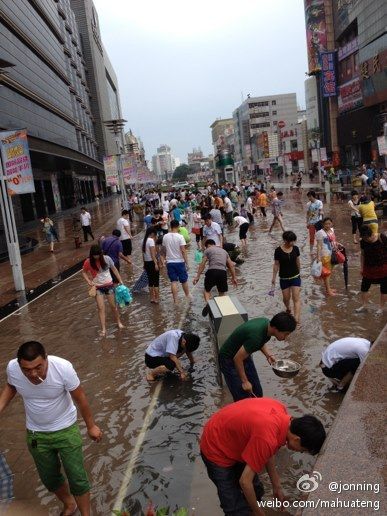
200;397;326;516
272;231;301;323
320;337;372;391
316;217;342;297
268;192;285;233
163;220;190;303
306;191;323;253
145;330;200;381
193;239;237;316
233;212;250;249
82;245;124;337
0;341;102;516
142;226;160;304
218;312;297;401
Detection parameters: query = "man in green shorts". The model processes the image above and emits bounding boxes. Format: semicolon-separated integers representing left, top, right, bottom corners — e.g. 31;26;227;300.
0;341;102;516
218;312;297;401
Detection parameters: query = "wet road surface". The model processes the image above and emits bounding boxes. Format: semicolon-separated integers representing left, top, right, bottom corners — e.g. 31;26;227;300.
0;191;385;515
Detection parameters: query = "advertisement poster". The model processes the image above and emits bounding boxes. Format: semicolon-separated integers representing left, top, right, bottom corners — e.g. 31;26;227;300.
103;155;119;186
304;0;327;73
338;77;363;113
321;52;337;97
121;154;137;185
0;129;35;195
50;173;61;212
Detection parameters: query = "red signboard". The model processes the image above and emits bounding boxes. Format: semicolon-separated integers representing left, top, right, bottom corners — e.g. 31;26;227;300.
278;121;285;129
285;151;304;161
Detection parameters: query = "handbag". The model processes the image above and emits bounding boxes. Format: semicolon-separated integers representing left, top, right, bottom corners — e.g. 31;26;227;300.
331;248;345;265
88;285;97;297
192;227;201;235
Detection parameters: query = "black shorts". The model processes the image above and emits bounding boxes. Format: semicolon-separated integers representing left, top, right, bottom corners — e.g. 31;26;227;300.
204;269;228;293
122;239;132;256
145;353;175;371
361;277;387;294
144;260;160;287
239;222;249;240
321;358;360;379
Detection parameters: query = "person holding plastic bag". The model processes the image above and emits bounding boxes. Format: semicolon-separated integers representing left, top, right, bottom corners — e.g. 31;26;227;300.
315;217;343;297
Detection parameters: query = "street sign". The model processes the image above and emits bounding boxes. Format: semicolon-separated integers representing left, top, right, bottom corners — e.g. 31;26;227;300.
278;121;285;129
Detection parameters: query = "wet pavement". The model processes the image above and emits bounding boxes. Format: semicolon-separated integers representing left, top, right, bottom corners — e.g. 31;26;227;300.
0;189;385;515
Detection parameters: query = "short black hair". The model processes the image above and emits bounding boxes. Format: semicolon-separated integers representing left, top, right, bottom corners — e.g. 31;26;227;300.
170;220;180;229
307;190;316;198
351;190;358;196
17;341;46;363
205;239;216;247
81;206;86;211
233;212;239;217
322;216;332;224
290;415;326;455
203;214;212;220
112;229;121;237
359;224;372;238
183;333;200;352
282;231;297;242
277;191;284;197
270;312;297;332
122;209;129;216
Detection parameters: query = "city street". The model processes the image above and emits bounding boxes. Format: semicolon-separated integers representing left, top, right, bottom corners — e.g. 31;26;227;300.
0;194;384;515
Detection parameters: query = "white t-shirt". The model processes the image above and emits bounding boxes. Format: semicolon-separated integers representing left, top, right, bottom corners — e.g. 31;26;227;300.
7;355;80;432
306;200;323;225
80;211;91;226
146;329;183;357
234;215;249;226
203;222;222;246
379;178;387;192
162;199;170;212
163;232;186;263
322;338;371;368
143;237;155;261
117;217;131;241
316;228;335;257
246;197;253;214
223;197;233;213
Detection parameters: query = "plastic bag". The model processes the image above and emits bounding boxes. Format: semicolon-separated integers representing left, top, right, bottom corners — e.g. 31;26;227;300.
194;250;203;263
115;284;133;307
311;260;322;278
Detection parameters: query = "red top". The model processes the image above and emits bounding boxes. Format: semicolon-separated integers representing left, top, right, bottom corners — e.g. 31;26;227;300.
200;398;290;473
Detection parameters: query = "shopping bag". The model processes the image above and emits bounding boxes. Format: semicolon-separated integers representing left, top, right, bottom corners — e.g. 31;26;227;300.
88;285;97;297
311;260;322;278
115;284;133;307
194;250;203;263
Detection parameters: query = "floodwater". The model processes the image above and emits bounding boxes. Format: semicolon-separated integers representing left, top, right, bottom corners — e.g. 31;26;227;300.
0;191;384;515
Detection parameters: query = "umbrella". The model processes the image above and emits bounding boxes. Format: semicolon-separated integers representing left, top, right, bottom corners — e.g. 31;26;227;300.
0;452;14;503
341;246;348;289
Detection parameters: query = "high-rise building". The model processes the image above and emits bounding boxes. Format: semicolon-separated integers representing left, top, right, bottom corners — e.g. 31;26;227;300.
210;118;235;155
152;144;174;180
70;0;124;158
0;0;105;225
232;93;298;171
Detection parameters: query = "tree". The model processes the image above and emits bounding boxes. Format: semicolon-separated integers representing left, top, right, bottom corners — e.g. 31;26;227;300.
172;164;191;181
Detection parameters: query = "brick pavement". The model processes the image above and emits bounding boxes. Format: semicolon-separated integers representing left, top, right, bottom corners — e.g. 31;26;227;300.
0;196;141;312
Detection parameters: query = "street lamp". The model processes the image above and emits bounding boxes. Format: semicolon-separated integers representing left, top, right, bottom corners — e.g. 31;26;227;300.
103;118;128;209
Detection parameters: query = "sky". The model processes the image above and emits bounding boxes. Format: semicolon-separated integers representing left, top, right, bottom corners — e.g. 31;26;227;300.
93;0;308;163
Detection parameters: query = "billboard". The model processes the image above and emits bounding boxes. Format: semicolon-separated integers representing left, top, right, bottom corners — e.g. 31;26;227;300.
0;129;35;195
321;52;337;97
121;154;137;185
338;77;363;113
304;0;327;73
103;155;119;186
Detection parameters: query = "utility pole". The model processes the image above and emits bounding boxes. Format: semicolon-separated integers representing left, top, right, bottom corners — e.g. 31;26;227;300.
104;119;128;210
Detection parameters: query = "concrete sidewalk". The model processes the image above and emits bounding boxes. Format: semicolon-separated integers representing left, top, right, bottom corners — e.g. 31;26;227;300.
0;196;140;314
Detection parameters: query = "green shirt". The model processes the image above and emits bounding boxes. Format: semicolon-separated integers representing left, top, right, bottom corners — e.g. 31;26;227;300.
219;318;270;359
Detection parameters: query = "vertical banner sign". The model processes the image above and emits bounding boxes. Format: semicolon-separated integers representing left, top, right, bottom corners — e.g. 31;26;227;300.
50;173;62;212
120;154;137;184
0;129;35;195
103;155;119;186
321;52;337;97
304;0;327;73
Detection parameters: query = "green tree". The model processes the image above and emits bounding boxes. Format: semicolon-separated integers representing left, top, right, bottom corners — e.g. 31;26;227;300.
172;164;191;181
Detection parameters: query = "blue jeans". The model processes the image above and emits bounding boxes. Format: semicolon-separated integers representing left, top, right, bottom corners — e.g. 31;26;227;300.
219;355;263;401
201;453;264;515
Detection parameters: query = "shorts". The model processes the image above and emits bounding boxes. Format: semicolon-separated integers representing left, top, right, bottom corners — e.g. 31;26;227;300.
96;285;114;296
121;239;132;256
239;222;249;240
279;276;301;290
167;262;188;283
145;353;175;371
144;260;160;287
361;277;387;294
351;216;363;234
204;269;228;293
26;423;90;496
321;358;360;379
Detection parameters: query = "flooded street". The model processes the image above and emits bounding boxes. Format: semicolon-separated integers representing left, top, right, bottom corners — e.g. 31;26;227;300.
0;192;384;515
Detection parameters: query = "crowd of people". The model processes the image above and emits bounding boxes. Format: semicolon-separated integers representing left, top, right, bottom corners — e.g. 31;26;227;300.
1;173;386;516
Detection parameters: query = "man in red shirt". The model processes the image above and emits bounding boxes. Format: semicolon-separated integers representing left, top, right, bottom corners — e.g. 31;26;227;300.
200;398;326;515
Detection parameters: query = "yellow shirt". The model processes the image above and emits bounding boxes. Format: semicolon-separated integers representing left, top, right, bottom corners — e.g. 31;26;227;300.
359;201;377;222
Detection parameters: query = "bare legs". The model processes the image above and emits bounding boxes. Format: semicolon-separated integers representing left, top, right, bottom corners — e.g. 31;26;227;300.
146;365;169;382
54;483;90;515
171;281;190;304
95;294;123;336
150;286;160;304
281;287;301;323
269;215;285;233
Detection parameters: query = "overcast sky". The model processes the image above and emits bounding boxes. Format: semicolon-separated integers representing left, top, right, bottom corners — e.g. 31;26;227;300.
93;0;308;163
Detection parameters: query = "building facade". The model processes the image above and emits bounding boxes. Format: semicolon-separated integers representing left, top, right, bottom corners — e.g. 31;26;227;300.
0;0;123;228
232;93;298;172
152;144;174;180
210;118;235;155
